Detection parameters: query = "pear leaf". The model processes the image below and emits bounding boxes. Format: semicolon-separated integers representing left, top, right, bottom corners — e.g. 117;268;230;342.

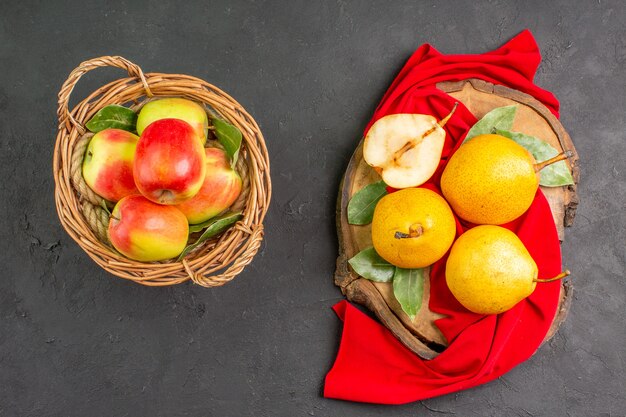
348;247;395;282
392;267;425;320
463;105;517;143
85;105;137;133
178;212;242;260
496;129;575;187
211;117;242;168
347;181;387;225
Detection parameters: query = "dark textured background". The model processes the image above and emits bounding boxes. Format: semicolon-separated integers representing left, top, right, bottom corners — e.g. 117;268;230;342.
1;1;625;416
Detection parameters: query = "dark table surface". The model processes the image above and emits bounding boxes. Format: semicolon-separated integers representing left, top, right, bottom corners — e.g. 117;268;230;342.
1;1;625;416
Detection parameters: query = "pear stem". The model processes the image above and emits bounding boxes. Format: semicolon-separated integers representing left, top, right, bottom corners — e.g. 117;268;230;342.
533;270;571;283
534;150;573;172
394;223;424;239
438;102;458;128
391;103;459;163
393;140;417;162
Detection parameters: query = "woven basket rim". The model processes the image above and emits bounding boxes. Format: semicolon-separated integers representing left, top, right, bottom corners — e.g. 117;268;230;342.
53;56;271;287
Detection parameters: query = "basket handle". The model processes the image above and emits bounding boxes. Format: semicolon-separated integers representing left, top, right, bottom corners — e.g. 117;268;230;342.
57;56;153;132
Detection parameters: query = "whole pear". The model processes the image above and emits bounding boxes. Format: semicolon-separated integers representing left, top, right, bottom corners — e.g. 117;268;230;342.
371;188;456;269
447;225;537;314
441;134;568;225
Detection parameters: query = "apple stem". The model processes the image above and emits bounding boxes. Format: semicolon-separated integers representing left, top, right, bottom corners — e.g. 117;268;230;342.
534;150;573;172
438;102;459;128
533;269;571;283
394;223;423;239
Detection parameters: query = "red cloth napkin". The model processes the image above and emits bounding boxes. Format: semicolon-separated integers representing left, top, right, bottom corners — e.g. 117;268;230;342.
324;30;564;404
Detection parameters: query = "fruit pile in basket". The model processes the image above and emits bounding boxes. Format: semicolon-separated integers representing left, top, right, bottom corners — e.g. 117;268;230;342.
347;105;574;317
82;97;244;262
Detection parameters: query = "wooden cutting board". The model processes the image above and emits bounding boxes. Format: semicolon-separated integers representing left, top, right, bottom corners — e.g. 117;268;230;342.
334;78;579;359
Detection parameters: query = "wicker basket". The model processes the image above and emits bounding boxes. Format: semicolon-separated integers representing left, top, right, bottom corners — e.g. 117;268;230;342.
53;56;271;287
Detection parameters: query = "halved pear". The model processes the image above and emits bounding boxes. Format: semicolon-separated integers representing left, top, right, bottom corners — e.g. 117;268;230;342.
363;105;456;189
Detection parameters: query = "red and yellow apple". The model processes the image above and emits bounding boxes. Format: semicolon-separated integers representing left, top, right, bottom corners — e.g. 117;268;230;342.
133;118;207;205
82;128;140;202
176;148;243;224
108;195;189;261
136;98;208;144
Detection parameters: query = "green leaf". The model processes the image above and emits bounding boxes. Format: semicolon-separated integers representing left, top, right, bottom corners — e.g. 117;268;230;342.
99;199;112;216
177;212;243;261
463;105;517;144
347;181;387;225
496;130;575;187
393;267;425;320
187;212;240;233
85;105;137;133
188;221;210;234
347;247;395;282
211;117;242;168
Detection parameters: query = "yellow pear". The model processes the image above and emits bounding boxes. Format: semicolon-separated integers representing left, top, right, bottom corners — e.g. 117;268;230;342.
445;225;569;315
371;188;456;269
441;134;569;225
363;104;457;189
